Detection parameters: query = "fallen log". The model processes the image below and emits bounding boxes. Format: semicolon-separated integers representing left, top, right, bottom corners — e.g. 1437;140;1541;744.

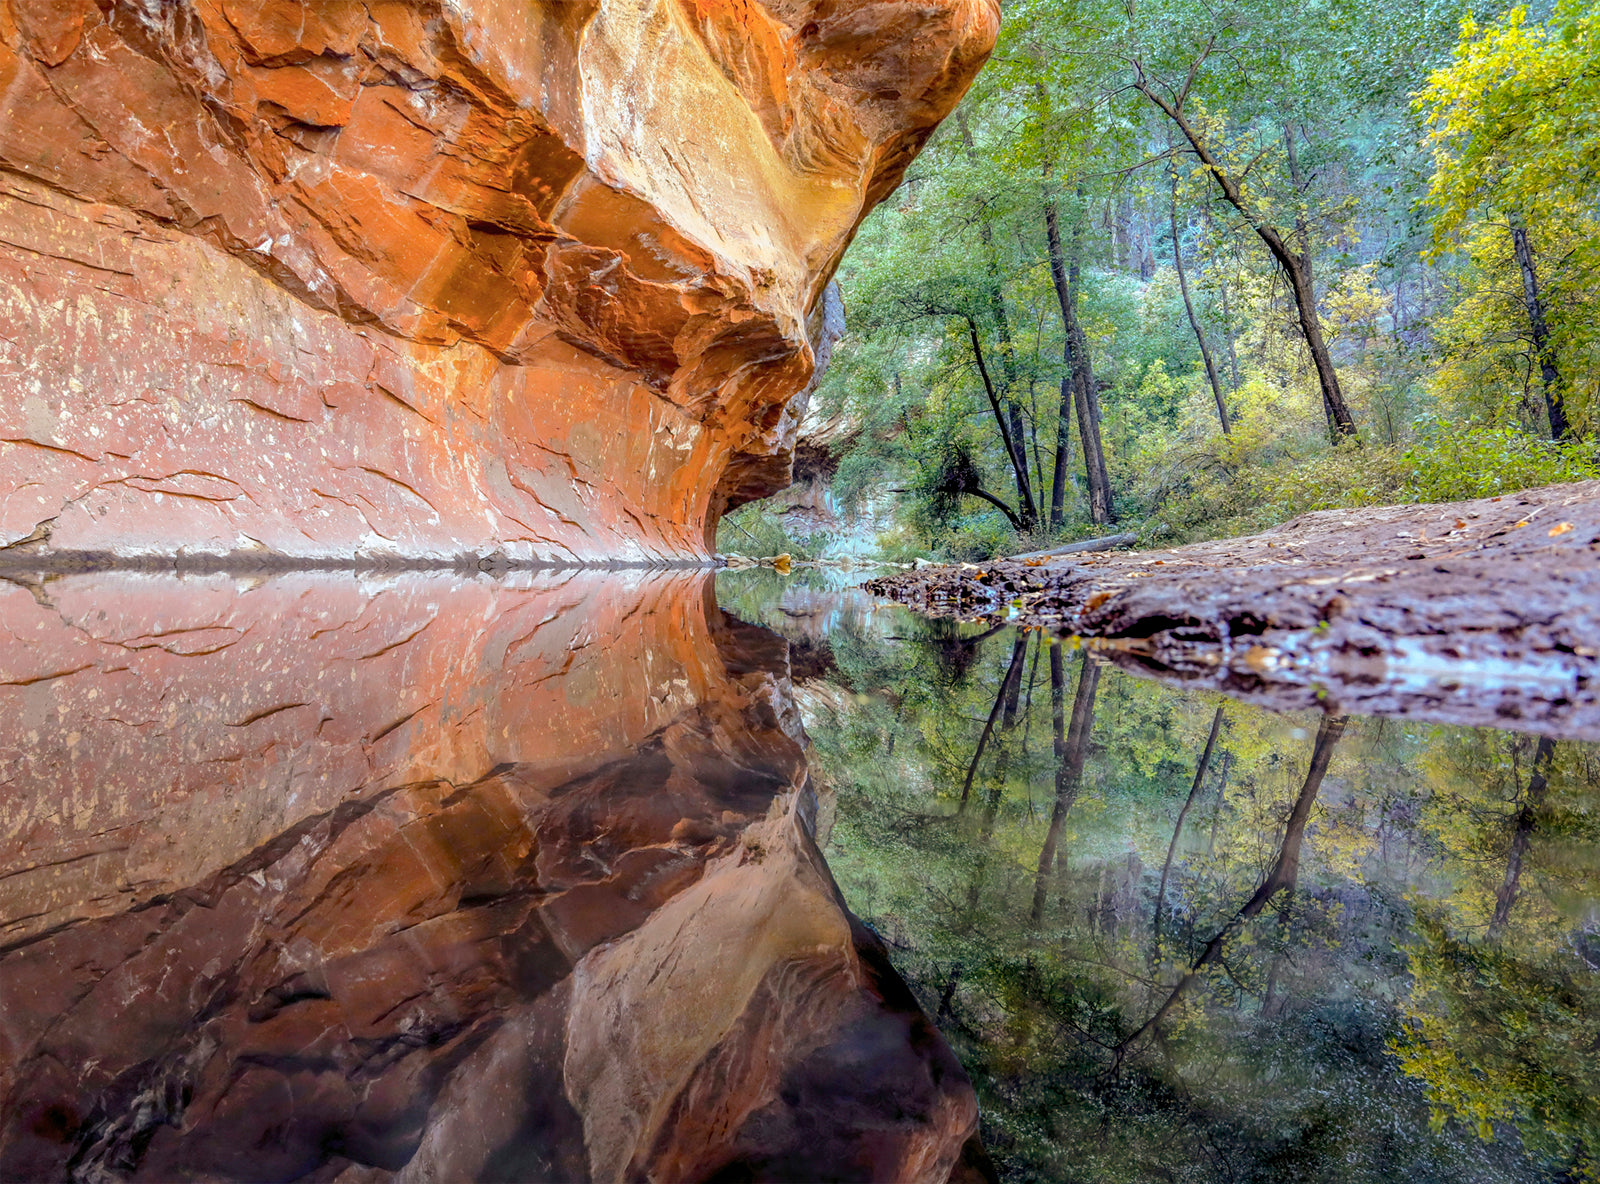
1009;533;1138;561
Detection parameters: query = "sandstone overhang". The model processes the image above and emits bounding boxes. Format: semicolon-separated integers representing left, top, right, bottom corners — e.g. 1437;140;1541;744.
0;0;996;564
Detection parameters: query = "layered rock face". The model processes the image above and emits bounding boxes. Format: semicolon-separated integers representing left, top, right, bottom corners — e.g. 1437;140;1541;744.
0;572;985;1180
0;0;995;563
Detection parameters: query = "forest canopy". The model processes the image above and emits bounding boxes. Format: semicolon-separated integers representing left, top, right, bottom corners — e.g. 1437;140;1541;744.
723;0;1600;561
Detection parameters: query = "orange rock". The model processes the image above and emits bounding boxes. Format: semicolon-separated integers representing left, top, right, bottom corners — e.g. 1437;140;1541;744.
0;0;996;562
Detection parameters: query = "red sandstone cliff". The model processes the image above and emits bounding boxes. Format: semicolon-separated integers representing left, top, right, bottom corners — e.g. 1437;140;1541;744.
0;0;995;563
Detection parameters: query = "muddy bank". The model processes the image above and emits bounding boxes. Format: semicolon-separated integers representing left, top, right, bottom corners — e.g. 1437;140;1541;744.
866;481;1600;739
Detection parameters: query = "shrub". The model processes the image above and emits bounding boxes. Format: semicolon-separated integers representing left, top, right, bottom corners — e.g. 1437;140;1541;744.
716;504;809;557
1400;417;1600;502
1261;440;1409;515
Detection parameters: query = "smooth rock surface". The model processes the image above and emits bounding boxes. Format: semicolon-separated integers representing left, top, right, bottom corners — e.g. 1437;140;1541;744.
0;0;996;563
0;571;983;1181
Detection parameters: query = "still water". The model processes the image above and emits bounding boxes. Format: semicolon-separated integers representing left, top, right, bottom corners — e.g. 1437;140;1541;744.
0;569;1593;1182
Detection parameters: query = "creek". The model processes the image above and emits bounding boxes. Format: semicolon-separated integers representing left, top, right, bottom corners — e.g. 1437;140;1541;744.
1;568;1593;1182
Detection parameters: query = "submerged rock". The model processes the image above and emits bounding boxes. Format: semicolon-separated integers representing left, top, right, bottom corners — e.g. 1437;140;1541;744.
0;0;995;565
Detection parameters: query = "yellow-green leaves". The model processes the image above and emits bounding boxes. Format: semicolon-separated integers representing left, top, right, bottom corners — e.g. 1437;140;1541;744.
1418;3;1600;437
1419;1;1600;243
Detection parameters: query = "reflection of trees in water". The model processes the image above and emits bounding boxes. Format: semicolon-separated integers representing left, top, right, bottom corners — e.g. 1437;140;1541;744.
1031;640;1100;925
1152;705;1225;951
1394;733;1600;1178
1490;735;1556;937
959;632;1030;816
1113;714;1344;1072
807;623;1599;1181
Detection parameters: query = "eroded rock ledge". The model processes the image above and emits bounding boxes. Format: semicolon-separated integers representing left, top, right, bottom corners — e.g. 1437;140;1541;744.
867;482;1600;739
0;0;995;564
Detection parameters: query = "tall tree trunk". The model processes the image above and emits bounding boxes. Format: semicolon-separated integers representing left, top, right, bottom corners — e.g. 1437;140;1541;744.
1169;166;1230;433
1111;715;1346;1069
1153;707;1225;950
1510;223;1571;440
1026;379;1048;511
1289;258;1356;440
1044;193;1081;530
1030;645;1101;924
1043;190;1115;524
963;316;1038;530
1069;203;1116;523
1136;83;1358;439
936;964;962;1020
959;112;1037;518
1049;372;1077;529
986;258;1035;516
1489;736;1557;936
1035;103;1082;532
1282;125;1356;440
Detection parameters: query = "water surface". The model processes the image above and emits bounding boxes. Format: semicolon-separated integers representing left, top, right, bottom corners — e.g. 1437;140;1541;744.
731;570;1600;1183
0;568;1593;1182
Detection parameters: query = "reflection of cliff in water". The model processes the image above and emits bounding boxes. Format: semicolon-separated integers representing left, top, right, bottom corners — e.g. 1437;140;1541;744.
0;573;984;1182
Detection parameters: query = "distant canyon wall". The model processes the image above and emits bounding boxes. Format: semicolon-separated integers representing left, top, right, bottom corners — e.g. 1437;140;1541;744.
0;0;995;563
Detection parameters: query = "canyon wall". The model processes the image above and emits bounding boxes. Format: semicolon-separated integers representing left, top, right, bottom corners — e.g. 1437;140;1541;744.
0;571;987;1180
0;0;995;563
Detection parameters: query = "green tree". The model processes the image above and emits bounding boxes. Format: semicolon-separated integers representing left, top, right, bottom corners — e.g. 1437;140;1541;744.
1418;1;1600;439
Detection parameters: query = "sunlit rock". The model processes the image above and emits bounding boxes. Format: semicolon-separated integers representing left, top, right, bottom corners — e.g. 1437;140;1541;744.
0;0;996;563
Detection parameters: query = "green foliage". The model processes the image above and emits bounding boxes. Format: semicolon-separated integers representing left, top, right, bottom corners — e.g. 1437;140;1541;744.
1396;914;1600;1175
789;614;1594;1181
1418;2;1600;246
751;0;1600;556
1389;733;1600;1178
1417;2;1600;437
1126;415;1598;544
715;504;820;558
1401;417;1600;502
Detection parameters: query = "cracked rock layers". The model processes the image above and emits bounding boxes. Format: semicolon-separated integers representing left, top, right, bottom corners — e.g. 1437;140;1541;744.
0;0;995;564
